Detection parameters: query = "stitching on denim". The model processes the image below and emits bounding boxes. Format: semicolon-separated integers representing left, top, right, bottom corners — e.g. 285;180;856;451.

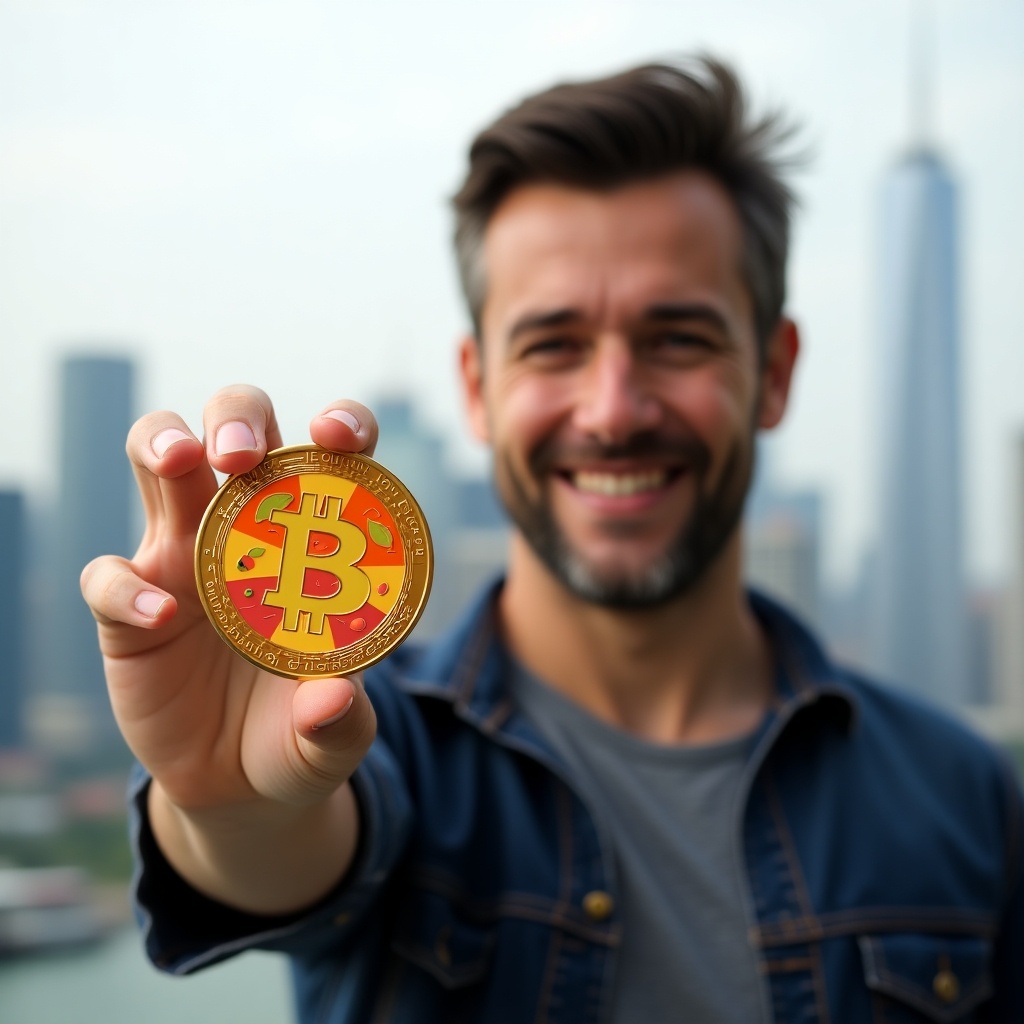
556;781;574;907
755;906;998;947
859;935;994;1022
480;696;515;734
808;937;832;1024
763;765;816;920
534;926;564;1024
760;956;815;973
404;864;619;947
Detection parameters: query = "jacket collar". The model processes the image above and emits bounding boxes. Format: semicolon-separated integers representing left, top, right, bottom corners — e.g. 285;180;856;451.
387;578;859;738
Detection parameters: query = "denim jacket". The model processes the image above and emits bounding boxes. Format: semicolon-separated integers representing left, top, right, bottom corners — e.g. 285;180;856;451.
132;583;1024;1023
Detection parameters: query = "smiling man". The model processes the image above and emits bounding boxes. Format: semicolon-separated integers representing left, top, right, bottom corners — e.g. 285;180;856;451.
83;57;1022;1022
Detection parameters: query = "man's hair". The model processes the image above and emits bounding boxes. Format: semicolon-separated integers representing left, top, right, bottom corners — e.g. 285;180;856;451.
452;56;801;350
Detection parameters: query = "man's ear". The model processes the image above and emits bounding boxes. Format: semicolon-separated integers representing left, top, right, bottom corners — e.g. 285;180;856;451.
459;334;490;443
757;317;800;430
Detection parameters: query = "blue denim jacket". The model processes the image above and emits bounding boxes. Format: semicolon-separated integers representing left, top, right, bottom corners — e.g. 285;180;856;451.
133;583;1024;1023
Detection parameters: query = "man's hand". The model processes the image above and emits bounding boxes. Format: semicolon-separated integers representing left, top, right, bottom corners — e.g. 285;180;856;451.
80;385;381;914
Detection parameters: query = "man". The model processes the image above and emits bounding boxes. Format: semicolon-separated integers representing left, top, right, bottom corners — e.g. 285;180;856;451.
82;57;1022;1022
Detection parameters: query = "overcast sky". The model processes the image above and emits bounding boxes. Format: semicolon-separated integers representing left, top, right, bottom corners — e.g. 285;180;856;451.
1;0;1021;587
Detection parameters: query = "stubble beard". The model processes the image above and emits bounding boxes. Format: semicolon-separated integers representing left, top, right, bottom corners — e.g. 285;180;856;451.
495;431;756;611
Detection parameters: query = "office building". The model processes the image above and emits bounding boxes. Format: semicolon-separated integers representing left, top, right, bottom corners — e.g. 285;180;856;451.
745;443;824;631
870;135;969;705
997;434;1024;712
53;354;136;750
0;490;28;749
373;395;510;635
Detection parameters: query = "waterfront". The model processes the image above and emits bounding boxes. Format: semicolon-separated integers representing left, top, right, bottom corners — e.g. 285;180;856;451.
0;925;293;1023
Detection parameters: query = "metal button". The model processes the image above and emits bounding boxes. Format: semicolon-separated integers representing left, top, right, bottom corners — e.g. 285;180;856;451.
582;890;615;921
933;968;960;1004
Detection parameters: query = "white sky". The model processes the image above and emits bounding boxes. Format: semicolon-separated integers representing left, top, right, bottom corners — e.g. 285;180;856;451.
1;0;1021;587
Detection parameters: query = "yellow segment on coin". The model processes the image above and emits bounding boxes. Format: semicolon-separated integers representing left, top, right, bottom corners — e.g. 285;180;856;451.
195;446;432;678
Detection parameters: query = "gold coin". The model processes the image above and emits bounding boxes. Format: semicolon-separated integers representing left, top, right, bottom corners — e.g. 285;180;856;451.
195;445;432;678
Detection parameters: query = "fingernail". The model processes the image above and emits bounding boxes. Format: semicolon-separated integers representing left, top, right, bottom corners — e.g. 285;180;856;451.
323;409;362;438
214;421;258;456
312;696;355;731
152;428;192;459
135;591;168;618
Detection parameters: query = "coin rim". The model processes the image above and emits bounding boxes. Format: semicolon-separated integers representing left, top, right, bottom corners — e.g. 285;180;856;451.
194;444;433;678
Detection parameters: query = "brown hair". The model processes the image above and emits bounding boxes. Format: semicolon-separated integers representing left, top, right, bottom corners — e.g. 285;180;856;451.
452;56;801;350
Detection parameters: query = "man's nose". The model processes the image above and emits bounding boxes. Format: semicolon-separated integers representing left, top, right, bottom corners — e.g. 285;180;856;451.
571;338;661;444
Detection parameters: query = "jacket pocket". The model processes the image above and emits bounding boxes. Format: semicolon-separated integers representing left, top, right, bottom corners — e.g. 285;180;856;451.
390;885;496;989
857;933;993;1022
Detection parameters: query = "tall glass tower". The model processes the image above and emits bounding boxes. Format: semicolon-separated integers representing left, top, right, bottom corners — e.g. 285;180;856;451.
871;137;969;706
55;354;137;751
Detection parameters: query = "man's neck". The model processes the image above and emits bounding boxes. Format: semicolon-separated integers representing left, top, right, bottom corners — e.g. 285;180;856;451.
499;534;773;746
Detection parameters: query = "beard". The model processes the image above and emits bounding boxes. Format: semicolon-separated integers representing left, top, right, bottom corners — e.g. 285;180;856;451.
495;428;755;610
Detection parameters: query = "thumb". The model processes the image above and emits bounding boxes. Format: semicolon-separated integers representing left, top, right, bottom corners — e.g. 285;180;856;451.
292;674;377;797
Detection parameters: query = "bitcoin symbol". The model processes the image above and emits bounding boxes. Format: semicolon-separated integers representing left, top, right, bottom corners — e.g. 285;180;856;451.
263;492;371;634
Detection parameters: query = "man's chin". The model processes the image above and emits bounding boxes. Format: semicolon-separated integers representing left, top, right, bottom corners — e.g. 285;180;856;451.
552;549;686;610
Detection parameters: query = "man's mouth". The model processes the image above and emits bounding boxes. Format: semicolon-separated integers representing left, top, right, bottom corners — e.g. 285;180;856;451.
567;468;677;497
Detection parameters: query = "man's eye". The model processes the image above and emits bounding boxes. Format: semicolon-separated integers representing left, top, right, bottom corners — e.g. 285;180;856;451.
657;331;709;348
522;337;578;358
648;331;716;358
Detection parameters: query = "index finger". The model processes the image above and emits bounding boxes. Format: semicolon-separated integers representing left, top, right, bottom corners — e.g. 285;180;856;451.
127;411;216;541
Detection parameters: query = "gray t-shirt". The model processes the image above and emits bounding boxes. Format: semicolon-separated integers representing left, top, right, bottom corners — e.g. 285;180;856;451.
511;664;768;1024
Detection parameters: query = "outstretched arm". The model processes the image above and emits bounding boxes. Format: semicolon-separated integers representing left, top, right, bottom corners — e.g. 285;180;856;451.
81;385;380;914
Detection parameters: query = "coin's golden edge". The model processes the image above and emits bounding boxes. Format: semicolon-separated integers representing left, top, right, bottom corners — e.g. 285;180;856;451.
194;445;433;678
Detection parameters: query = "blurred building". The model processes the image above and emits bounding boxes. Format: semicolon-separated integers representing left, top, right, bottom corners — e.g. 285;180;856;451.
997;433;1024;712
869;139;969;705
373;395;508;637
744;437;824;631
50;354;136;753
0;490;28;750
447;477;509;616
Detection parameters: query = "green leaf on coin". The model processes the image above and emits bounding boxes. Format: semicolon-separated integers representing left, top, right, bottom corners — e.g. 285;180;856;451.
248;547;266;557
368;520;393;548
255;493;293;522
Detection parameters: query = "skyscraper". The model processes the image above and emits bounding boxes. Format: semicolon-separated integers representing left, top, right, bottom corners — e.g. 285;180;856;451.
745;439;824;632
53;354;137;751
870;121;969;704
997;434;1024;713
0;489;28;749
373;394;509;636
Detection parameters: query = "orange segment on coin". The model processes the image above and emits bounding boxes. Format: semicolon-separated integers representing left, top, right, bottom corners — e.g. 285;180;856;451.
195;445;432;678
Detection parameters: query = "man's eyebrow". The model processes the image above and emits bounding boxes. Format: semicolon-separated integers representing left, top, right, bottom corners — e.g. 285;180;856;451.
505;303;731;341
507;308;582;341
644;303;730;333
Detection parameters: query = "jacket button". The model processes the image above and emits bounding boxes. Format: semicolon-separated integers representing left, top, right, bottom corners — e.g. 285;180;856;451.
933;969;959;1003
582;890;615;921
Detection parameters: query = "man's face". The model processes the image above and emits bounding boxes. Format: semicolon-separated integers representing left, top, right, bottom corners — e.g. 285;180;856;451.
460;172;796;608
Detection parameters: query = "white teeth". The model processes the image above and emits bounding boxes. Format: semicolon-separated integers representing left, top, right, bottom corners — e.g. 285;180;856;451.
572;469;667;496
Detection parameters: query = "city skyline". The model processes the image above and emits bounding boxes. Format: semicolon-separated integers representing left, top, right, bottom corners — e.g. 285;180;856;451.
0;2;1022;593
1;350;1018;765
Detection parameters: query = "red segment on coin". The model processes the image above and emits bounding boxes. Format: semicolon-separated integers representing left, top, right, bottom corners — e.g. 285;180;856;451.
195;446;433;678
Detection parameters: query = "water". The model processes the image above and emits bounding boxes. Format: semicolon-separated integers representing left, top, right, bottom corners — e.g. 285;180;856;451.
0;926;294;1023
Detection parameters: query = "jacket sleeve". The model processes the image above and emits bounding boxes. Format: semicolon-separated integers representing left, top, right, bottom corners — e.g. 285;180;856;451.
128;732;414;975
